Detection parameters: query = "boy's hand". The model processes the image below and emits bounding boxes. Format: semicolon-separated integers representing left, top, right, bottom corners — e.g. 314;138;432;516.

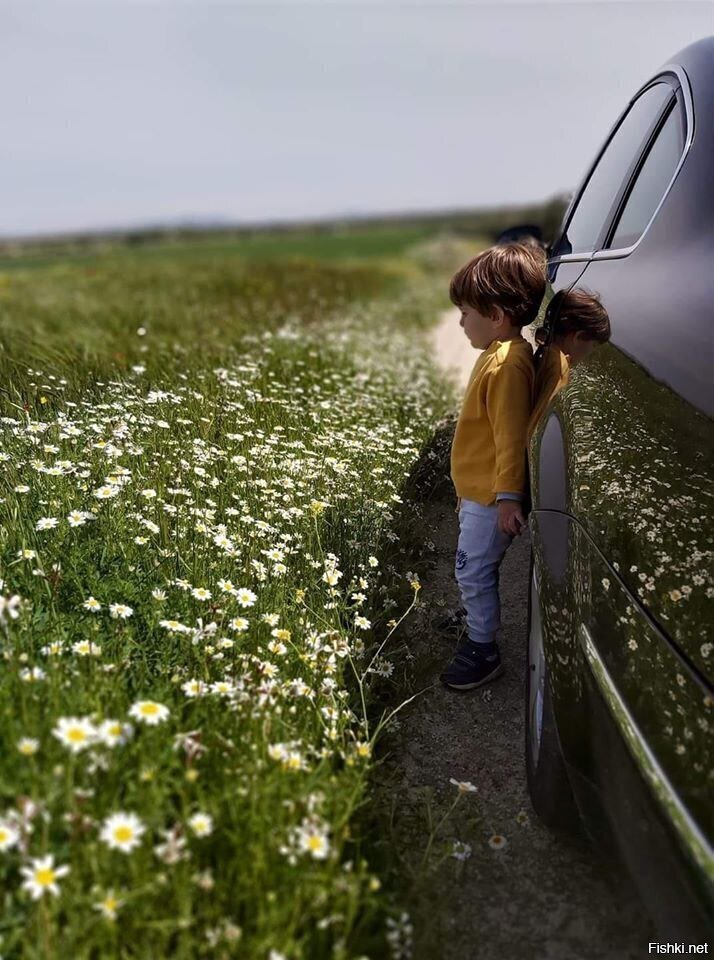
497;500;526;536
455;496;462;514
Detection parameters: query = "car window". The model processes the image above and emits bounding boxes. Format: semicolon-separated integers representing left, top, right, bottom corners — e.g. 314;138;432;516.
555;82;673;257
607;101;686;250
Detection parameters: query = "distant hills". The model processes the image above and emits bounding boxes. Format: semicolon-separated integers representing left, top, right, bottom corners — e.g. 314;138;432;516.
0;193;569;259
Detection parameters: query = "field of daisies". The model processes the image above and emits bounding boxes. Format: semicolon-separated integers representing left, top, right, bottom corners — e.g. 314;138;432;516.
0;237;455;959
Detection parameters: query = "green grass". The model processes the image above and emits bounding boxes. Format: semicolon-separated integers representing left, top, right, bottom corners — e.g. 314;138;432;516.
0;225;438;273
0;235;455;958
0;254;429;404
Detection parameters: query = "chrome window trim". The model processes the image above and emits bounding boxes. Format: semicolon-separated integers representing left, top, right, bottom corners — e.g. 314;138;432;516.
548;252;593;265
595;64;694;260
579;623;713;878
549;65;693;268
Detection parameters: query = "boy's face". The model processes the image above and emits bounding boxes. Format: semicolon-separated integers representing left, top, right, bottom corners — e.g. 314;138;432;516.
459;304;503;350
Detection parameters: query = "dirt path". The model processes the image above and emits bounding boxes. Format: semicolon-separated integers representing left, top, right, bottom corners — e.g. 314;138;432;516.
430;308;481;389
431;307;538;390
374;315;655;958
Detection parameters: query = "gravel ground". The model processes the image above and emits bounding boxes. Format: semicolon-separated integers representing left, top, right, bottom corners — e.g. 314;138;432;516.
374;495;655;960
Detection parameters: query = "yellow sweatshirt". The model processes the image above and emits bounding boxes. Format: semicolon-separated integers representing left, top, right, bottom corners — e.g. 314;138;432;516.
450;337;534;505
527;344;570;441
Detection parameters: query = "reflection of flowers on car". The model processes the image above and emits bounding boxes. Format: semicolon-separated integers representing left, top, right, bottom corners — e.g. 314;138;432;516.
532;337;713;834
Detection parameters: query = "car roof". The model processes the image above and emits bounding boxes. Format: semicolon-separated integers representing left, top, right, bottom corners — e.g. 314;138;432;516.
666;36;714;91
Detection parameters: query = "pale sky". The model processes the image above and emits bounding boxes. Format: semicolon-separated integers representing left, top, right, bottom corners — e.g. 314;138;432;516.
0;1;711;236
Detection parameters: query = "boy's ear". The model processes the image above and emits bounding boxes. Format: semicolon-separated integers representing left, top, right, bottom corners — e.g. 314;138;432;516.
491;306;505;326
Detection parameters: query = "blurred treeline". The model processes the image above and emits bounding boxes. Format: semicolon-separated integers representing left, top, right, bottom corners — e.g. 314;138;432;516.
0;193;569;268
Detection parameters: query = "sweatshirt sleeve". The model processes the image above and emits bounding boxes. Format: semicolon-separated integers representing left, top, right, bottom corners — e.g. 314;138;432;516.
486;360;533;496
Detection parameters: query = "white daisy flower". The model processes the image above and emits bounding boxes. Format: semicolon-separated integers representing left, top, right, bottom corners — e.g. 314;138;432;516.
99;812;146;853
52;716;96;753
82;596;102;612
20;666;46;683
236;588;257;608
93;485;120;500
72;639;101;657
17;737;39;756
20;854;70;899
109;603;133;619
35;517;59;531
129;700;169;726
451;839;472;861
159;618;189;634
97;719;133;747
0;594;22;624
295;820;330;860
213;534;234;550
93;889;123;920
0;821;20;851
188;812;213;837
181;679;207;698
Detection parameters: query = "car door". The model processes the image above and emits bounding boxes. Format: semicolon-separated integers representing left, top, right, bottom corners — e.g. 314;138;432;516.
531;56;714;935
531;73;689;609
536;77;684;514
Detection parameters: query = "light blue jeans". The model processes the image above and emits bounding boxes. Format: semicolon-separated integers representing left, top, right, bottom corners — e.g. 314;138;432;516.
455;498;514;645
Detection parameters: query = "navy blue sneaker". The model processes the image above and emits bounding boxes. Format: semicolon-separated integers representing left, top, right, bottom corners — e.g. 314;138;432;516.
440;639;503;690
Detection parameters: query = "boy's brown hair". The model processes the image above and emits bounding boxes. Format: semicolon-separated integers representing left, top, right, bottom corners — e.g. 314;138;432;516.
449;241;547;328
535;288;611;346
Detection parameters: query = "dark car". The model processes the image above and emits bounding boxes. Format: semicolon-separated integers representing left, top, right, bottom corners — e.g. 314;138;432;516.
526;37;714;939
495;223;544;245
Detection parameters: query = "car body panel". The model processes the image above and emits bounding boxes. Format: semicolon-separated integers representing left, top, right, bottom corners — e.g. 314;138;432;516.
575;654;713;940
541;344;713;681
527;36;714;938
530;500;714;937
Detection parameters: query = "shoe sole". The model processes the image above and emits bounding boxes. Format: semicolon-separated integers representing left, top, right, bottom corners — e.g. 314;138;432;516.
440;663;504;691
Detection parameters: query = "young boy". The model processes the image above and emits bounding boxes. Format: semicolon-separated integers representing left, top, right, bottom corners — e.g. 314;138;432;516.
440;242;546;691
